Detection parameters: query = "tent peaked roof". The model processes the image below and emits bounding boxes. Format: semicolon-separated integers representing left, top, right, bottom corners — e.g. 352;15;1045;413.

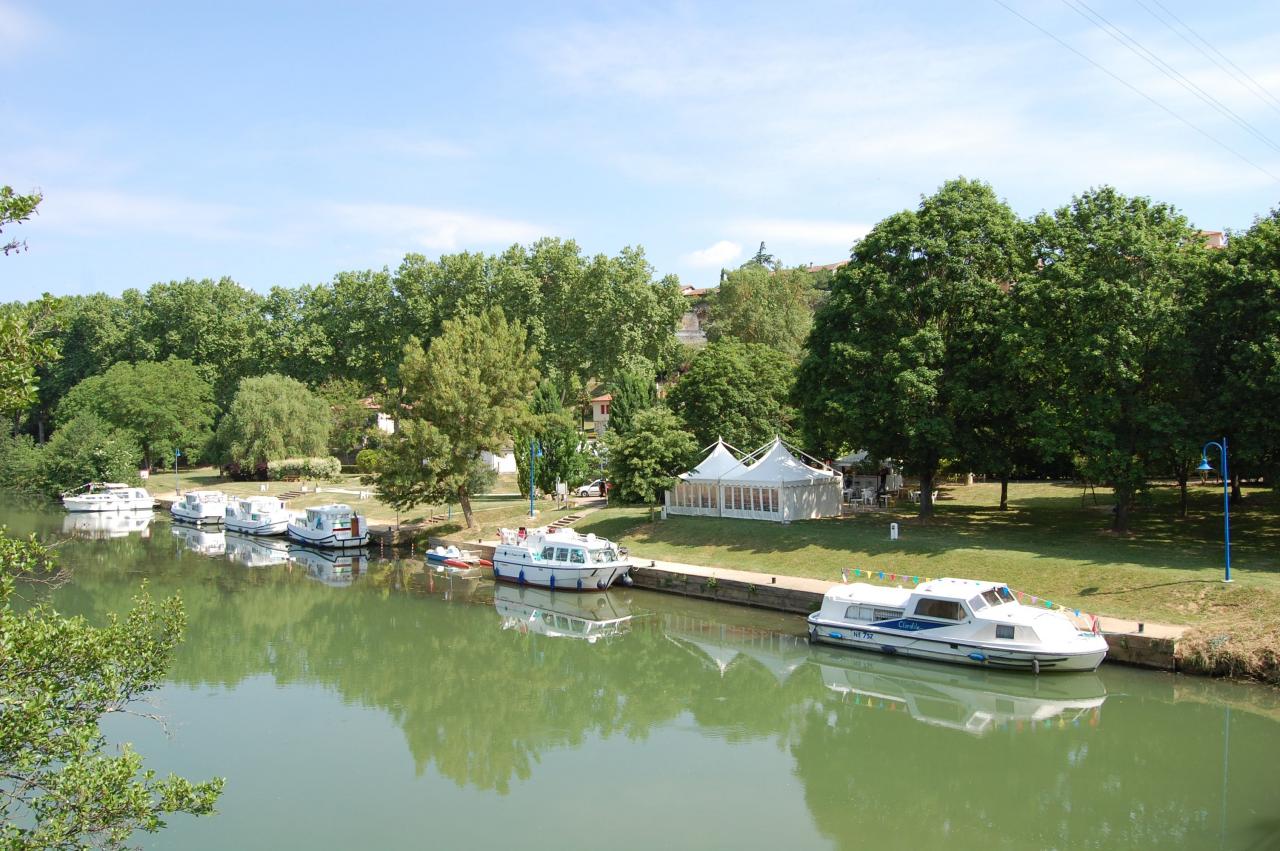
681;438;742;481
721;437;838;486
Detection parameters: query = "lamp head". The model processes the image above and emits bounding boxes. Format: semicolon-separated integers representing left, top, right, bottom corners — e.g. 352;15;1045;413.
1197;457;1213;473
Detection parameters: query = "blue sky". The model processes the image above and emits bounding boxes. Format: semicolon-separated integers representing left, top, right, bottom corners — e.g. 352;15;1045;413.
3;0;1279;299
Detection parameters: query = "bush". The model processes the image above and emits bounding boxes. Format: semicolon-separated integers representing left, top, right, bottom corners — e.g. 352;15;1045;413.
0;434;45;493
266;456;341;481
355;449;380;474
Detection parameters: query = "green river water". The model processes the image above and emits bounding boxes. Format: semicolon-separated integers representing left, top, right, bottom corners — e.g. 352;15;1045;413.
8;499;1280;850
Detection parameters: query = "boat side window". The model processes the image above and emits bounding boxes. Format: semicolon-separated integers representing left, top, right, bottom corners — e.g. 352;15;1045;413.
969;594;988;612
872;608;902;621
913;598;965;620
555;547;570;562
541;546;555;561
569;548;585;564
996;625;1015;639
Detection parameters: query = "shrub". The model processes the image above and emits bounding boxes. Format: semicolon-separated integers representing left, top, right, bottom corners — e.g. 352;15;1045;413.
0;434;44;493
355;449;380;474
267;456;341;481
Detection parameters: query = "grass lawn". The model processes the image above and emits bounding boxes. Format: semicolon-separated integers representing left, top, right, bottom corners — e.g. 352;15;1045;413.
574;480;1280;682
144;466;545;537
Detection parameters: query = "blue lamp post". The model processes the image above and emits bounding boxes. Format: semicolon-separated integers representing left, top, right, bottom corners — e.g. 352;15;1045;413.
174;448;182;496
529;440;542;518
1197;437;1232;583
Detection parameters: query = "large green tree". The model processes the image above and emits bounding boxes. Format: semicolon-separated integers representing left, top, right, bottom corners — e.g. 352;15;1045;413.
388;308;539;526
0;531;224;848
605;406;698;507
705;263;816;358
513;379;593;497
605;369;657;437
56;358;216;467
0;304;58;428
215;374;330;472
796;178;1025;518
668;340;799;450
39;412;142;495
1019;187;1201;532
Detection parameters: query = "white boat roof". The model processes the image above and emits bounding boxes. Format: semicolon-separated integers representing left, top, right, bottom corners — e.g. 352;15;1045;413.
721;438;838;486
529;527;616;547
239;495;283;506
306;503;354;515
680;439;742;482
913;577;1005;599
824;582;913;608
185;490;225;499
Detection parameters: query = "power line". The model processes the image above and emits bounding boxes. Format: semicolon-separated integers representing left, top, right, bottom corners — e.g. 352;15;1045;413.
989;0;1280;183
1140;0;1280;117
1061;0;1280;156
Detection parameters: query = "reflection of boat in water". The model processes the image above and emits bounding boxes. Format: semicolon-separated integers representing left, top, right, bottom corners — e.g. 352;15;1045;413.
171;524;226;557
225;532;291;567
493;584;632;642
62;509;155;539
812;646;1106;736
289;544;368;587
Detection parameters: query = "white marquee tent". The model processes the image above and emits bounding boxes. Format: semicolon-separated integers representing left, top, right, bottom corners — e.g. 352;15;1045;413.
666;437;842;523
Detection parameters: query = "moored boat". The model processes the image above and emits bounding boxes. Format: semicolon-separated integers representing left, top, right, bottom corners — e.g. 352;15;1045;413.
170;490;227;525
492;526;631;591
286;504;369;548
425;544;491;571
224;495;292;536
61;482;155;512
807;578;1108;673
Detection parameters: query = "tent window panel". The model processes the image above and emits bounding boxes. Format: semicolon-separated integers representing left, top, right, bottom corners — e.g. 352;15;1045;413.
753;488;762;512
762;488;771;512
700;485;709;509
771;488;779;512
710;488;718;509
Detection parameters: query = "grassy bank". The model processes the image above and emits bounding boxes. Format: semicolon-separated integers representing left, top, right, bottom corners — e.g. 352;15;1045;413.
573;481;1280;684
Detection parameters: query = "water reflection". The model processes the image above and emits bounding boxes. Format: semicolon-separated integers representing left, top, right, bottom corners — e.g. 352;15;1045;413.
493;583;632;642
61;509;154;540
811;646;1105;736
288;544;368;586
171;523;225;556
224;533;291;568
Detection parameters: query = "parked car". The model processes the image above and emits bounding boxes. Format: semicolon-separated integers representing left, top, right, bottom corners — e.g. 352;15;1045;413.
577;479;605;497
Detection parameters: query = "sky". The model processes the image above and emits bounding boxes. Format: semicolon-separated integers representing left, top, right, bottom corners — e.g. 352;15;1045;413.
3;0;1280;300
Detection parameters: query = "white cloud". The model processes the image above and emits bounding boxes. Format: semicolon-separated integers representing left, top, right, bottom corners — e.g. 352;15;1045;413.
327;203;546;251
39;190;244;240
732;219;872;249
0;1;46;57
683;239;741;268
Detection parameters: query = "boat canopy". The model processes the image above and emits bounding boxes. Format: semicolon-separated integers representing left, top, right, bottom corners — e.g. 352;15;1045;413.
825;582;912;608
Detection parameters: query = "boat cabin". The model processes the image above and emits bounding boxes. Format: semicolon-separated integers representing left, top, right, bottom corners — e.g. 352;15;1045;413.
303;505;359;534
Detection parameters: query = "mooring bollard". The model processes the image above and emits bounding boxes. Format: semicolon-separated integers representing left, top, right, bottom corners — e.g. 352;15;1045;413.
889;522;899;541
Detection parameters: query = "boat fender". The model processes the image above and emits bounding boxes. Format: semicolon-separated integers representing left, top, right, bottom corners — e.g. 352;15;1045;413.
881;645;897;655
493;566;500;579
596;580;606;590
518;569;525;585
1033;658;1040;675
968;651;987;663
576;577;583;590
620;572;634;587
549;574;556;590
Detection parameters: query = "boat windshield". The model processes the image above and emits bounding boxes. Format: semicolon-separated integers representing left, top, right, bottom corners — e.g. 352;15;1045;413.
591;548;616;564
995;586;1015;604
980;589;1007;607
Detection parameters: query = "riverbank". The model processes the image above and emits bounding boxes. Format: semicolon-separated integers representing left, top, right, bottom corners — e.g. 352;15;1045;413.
567;481;1280;685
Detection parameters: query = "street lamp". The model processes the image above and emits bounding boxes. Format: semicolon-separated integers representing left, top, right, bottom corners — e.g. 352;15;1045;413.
529;440;542;519
1197;437;1232;583
174;448;182;496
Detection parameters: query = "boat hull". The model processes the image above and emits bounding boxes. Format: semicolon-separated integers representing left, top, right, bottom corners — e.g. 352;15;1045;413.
806;615;1108;673
171;507;224;525
491;557;629;591
64;496;155;512
225;517;290;536
286;522;369;548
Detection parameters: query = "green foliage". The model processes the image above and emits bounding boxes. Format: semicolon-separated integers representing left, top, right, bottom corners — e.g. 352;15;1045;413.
1019;187;1199;530
667;340;799;449
355;448;380;474
0;529;224;848
0;307;58;423
514;379;593;497
266;456;341;481
604;407;698;505
706;263;815;358
1;184;42;256
317;378;377;459
56;358;216;467
216;375;330;470
41;412;141;495
797;177;1025;517
376;310;539;524
605;369;657;437
0;434;44;493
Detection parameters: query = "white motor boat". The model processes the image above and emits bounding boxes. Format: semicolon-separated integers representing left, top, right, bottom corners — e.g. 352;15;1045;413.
286;504;369;548
224;495;292;536
289;544;367;587
62;482;155;512
62;510;155;540
225;532;291;567
170;490;227;525
493;583;632;642
171;524;226;557
807;578;1109;673
492;526;632;591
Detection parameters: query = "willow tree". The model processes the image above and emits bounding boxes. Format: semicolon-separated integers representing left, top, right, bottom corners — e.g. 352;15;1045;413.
215;374;330;472
391;308;539;527
796;178;1026;518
